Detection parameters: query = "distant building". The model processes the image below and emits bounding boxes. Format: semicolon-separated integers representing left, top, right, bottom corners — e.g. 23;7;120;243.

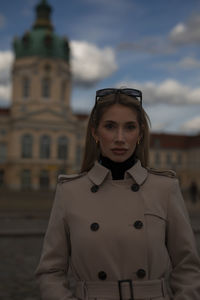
0;0;87;190
150;133;200;190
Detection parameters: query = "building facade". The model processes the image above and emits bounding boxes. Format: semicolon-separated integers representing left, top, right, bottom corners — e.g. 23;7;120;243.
0;0;87;190
150;133;200;191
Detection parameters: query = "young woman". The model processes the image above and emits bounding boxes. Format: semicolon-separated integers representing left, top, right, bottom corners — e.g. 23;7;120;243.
36;88;200;300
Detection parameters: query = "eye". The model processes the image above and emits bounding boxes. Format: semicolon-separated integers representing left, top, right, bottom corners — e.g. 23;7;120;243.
104;123;115;129
126;124;137;130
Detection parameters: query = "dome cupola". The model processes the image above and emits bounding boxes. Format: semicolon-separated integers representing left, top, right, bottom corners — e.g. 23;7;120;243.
13;0;70;62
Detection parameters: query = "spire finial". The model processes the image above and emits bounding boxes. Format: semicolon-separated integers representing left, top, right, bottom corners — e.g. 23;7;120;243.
33;0;53;31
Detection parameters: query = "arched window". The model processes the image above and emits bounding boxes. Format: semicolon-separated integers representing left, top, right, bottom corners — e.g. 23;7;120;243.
22;77;30;98
0;169;4;187
40;170;49;188
41;77;51;98
21;134;33;158
40;135;51;159
21;169;31;189
60;80;66;101
58;136;68;160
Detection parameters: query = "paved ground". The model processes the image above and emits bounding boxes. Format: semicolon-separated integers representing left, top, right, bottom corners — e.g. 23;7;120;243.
0;197;200;300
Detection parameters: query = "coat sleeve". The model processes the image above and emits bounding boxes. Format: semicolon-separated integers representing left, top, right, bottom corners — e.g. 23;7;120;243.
35;183;78;300
166;178;200;299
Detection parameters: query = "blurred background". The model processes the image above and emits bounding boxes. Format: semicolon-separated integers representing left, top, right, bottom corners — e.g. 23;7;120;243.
0;0;200;299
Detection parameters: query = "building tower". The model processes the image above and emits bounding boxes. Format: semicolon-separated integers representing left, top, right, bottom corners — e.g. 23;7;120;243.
0;0;86;190
12;0;71;116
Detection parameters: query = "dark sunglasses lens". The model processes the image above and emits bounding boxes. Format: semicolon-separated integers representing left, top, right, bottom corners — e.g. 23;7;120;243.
96;89;116;97
122;89;141;97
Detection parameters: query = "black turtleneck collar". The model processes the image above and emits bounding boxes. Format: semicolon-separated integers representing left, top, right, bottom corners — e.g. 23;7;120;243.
99;153;136;180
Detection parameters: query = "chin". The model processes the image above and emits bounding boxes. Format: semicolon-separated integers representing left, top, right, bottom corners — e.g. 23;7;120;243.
109;155;129;163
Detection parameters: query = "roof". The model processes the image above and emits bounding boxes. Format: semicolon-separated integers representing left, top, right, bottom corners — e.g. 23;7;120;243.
74;113;89;121
150;133;200;149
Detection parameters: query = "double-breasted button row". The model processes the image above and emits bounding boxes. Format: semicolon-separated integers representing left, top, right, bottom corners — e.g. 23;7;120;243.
98;269;145;280
90;221;143;231
90;184;140;193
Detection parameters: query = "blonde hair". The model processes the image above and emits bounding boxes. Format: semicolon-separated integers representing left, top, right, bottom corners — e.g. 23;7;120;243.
81;93;151;172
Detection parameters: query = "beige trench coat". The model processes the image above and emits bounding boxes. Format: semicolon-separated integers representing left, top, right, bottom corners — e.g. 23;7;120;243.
35;160;200;300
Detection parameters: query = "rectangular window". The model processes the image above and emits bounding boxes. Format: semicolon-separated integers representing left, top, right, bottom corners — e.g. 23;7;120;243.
177;153;182;165
0;143;6;163
155;152;160;165
40;170;49;189
42;78;51;98
21;169;31;189
0;169;4;186
166;153;171;165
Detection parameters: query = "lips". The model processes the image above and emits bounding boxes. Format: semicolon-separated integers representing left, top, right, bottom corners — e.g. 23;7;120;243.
111;148;128;155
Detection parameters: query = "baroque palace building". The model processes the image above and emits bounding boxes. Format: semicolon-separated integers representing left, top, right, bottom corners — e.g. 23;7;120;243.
0;0;87;190
0;0;200;192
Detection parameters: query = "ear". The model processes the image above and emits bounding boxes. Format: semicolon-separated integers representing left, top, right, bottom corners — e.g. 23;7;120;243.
91;127;99;142
139;125;144;141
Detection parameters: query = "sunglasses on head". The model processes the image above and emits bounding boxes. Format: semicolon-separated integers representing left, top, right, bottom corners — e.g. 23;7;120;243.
95;88;142;106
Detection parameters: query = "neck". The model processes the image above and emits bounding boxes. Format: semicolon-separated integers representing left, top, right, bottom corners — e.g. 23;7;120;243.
99;153;136;180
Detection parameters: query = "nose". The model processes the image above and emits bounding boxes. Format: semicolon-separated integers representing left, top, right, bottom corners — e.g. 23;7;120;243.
115;128;125;143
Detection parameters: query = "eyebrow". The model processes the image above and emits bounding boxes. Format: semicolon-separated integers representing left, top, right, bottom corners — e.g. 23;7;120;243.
103;120;137;124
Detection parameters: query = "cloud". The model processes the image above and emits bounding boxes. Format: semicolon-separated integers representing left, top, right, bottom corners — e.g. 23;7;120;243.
169;14;200;45
159;56;200;71
0;51;13;106
70;40;118;87
0;84;11;107
177;57;200;69
117;37;175;55
0;50;14;84
0;14;6;29
117;12;200;55
116;79;200;105
181;116;200;133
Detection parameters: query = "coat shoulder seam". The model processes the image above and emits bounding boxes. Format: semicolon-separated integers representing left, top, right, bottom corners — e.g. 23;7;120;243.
58;172;86;184
147;167;177;178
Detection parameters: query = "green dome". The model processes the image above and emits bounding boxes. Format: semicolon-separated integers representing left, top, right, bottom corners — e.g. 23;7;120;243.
13;0;70;62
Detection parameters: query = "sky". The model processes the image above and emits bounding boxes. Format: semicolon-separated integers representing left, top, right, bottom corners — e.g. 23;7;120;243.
0;0;200;134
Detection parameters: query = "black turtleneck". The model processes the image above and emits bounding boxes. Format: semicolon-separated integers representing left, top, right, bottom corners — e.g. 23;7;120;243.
99;153;136;180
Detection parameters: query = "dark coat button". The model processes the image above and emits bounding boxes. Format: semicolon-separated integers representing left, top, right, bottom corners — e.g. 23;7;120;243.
137;269;146;278
134;220;143;229
90;223;99;231
91;185;99;193
98;271;107;280
131;183;140;192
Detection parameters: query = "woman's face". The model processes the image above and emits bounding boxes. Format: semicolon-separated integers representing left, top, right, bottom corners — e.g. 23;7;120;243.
92;104;141;162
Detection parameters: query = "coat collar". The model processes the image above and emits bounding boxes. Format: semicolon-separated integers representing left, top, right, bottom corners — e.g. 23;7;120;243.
87;159;148;186
126;159;148;185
